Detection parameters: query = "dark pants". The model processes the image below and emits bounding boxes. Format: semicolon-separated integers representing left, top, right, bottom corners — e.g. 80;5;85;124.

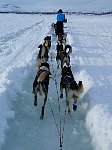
56;21;64;35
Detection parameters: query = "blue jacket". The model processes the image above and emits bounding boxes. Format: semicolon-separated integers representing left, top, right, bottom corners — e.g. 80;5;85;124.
57;13;65;22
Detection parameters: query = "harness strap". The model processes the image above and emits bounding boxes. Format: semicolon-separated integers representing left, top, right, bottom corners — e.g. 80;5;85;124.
38;66;50;72
63;73;74;82
62;71;74;89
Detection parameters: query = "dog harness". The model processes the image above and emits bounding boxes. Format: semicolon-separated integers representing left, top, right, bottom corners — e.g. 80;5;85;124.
38;66;50;73
62;71;74;88
36;66;50;80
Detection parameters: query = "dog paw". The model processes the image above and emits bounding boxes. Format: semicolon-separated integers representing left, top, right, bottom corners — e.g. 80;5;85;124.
34;101;37;106
40;116;43;120
57;65;59;69
60;94;63;98
68;109;71;115
40;115;44;120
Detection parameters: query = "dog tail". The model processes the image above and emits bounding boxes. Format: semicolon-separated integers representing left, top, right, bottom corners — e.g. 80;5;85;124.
65;45;72;55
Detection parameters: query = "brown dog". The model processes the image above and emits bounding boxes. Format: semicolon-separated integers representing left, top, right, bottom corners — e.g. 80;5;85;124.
60;63;83;113
32;62;51;119
37;36;51;68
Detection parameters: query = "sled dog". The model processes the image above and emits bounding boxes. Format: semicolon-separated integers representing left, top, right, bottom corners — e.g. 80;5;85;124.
60;63;83;113
32;62;51;119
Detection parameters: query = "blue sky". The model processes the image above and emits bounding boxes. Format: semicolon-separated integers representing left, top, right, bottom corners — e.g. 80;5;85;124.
0;0;112;11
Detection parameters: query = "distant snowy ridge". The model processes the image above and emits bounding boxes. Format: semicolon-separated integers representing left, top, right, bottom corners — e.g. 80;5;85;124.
0;4;22;12
0;5;112;15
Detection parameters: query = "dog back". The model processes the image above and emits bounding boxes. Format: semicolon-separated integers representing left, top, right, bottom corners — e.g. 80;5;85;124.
61;66;74;88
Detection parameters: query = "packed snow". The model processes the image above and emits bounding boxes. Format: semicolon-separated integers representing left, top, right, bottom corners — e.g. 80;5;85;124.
0;13;112;150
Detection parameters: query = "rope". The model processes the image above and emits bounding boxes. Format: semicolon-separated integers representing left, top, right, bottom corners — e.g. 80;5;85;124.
54;68;62;149
50;76;64;149
41;79;59;133
41;70;63;149
41;70;64;149
61;109;67;145
47;97;60;136
50;52;63;149
49;33;68;150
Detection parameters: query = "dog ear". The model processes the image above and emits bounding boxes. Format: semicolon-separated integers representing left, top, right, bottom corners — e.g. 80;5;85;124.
70;81;78;90
49;36;51;40
38;44;42;48
44;36;48;40
44;37;46;40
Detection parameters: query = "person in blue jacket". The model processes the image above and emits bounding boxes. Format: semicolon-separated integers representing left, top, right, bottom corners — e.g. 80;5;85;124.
57;9;65;22
56;9;66;35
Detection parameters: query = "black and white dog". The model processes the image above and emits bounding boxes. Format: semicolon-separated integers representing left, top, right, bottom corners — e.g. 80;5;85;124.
56;44;72;68
32;62;51;119
57;33;67;46
37;36;51;68
60;63;83;113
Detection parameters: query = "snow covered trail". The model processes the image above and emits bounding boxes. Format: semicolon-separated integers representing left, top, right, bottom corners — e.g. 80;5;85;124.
0;14;112;150
0;14;94;150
